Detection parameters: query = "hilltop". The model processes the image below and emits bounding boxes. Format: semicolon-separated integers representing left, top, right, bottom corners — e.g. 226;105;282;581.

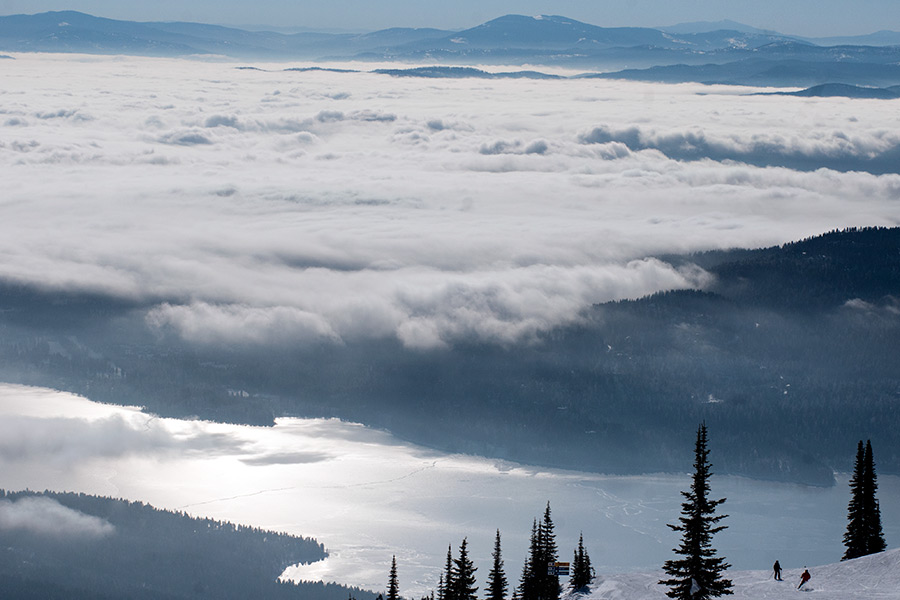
581;548;900;599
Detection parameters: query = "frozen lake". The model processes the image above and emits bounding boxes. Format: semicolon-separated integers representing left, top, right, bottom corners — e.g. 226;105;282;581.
0;383;897;597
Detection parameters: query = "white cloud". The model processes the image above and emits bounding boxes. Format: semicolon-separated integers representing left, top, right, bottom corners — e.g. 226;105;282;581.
146;302;342;345
0;414;246;464
0;496;114;538
579;123;900;173
1;56;899;349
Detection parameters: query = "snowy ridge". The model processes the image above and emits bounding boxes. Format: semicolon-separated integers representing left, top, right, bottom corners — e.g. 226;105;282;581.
577;549;900;599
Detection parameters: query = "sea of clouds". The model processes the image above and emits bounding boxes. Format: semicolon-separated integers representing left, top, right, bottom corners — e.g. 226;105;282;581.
2;54;900;350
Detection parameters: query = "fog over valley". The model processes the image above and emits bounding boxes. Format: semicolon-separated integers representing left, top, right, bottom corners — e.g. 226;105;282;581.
3;55;898;348
3;54;900;480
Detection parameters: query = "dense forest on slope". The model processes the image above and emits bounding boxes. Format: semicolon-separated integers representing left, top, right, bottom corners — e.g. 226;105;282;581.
0;228;898;486
0;489;368;600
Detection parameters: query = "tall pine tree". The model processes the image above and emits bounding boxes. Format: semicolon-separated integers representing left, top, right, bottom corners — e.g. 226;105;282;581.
843;440;887;559
843;441;867;560
659;423;732;600
863;441;887;555
486;530;508;600
540;503;560;600
452;538;478;600
518;504;559;600
439;545;455;600
387;556;400;600
570;533;593;593
518;520;539;600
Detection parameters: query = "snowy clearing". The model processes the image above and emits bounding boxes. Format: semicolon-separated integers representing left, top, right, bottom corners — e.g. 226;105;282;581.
582;548;900;599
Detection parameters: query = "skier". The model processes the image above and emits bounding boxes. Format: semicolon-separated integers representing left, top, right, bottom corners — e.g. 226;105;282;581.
798;568;811;590
773;560;782;581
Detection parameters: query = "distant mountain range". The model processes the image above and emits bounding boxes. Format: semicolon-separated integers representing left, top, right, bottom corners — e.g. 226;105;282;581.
762;82;900;99
585;57;900;88
3;11;900;88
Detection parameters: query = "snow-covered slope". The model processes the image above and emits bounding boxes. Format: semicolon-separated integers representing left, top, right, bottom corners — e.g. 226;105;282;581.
581;549;900;599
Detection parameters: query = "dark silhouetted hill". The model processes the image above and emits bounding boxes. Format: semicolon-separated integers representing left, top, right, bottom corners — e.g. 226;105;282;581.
0;489;370;600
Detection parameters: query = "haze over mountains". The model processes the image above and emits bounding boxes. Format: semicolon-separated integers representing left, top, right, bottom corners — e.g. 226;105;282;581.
4;11;900;87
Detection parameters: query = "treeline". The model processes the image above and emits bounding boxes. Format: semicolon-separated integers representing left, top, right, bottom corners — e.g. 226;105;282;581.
0;489;372;600
377;504;594;600
381;428;890;600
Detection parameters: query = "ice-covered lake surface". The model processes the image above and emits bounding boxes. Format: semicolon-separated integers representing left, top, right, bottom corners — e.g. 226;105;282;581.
1;384;897;597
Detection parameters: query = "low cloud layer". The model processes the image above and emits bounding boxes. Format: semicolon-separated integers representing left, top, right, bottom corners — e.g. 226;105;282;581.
2;56;899;348
580;124;900;174
0;496;114;539
0;414;246;464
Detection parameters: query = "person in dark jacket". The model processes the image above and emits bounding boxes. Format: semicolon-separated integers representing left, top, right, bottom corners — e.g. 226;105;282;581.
773;560;782;581
798;568;811;589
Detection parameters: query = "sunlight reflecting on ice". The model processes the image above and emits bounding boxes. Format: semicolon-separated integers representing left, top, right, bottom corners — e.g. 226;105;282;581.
0;383;897;597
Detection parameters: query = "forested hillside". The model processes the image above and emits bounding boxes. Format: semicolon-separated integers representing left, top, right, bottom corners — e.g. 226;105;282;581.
0;228;898;486
0;489;369;600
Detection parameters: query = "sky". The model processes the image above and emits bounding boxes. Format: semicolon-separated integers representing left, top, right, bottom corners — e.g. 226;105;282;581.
1;0;899;36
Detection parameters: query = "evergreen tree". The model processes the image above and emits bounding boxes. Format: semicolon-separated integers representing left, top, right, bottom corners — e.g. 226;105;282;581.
517;520;539;600
539;503;559;600
440;546;455;600
519;504;559;600
451;538;478;600
843;441;867;560
387;556;400;600
843;440;887;559
486;530;508;600
863;441;887;554
659;423;732;599
570;533;593;593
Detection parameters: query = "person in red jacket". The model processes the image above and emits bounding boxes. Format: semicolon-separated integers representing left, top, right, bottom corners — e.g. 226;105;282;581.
798;568;811;589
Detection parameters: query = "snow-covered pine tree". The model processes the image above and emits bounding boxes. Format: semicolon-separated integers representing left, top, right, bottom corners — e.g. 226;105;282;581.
387;556;400;600
569;533;593;593
659;422;732;599
451;538;478;600
486;530;508;600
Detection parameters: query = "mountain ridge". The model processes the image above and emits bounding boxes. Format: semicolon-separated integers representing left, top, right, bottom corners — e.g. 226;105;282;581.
5;11;900;86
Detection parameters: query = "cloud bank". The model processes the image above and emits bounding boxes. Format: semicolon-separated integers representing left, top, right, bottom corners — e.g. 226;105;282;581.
579;123;900;174
2;55;899;348
0;496;115;539
0;414;245;464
